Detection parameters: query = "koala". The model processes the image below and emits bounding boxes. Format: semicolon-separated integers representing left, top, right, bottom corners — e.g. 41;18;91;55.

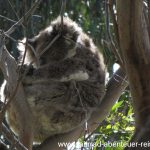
2;16;106;145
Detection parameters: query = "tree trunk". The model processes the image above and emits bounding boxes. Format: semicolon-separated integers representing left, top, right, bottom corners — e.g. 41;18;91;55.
117;0;150;149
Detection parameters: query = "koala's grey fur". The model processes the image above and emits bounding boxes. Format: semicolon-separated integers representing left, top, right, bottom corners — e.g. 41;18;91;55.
2;17;106;142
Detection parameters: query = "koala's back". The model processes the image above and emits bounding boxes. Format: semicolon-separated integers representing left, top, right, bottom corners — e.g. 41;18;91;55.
5;17;106;142
7;80;104;142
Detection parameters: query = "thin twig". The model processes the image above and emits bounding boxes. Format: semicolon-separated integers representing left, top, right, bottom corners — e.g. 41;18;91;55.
19;38;29;71
0;139;8;150
7;0;26;29
2;123;28;150
105;0;124;67
0;15;16;23
114;72;128;84
72;81;90;145
5;0;42;35
7;0;20;20
4;33;18;43
39;33;61;57
108;0;120;46
60;0;66;32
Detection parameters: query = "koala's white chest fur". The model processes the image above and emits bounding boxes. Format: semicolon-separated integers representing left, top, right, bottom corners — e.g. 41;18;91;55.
60;71;89;82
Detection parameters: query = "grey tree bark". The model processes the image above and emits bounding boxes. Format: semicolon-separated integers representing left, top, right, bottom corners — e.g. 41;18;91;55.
117;0;150;149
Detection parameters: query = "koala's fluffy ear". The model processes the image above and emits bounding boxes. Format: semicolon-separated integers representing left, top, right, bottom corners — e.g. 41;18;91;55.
17;38;27;52
18;38;37;65
18;38;37;52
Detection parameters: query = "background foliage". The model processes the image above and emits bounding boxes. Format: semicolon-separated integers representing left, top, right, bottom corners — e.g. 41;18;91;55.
0;0;134;149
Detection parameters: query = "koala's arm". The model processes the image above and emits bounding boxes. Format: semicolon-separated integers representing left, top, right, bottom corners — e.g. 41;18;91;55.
33;58;89;82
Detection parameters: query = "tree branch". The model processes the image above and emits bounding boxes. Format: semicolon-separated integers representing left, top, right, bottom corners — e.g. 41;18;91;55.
0;39;33;150
117;0;150;147
0;1;42;150
36;67;128;150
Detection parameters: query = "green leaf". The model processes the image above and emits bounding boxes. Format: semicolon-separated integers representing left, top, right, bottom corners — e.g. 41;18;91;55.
112;101;123;111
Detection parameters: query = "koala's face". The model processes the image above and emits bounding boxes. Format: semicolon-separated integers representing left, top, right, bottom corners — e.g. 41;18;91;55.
26;17;81;65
